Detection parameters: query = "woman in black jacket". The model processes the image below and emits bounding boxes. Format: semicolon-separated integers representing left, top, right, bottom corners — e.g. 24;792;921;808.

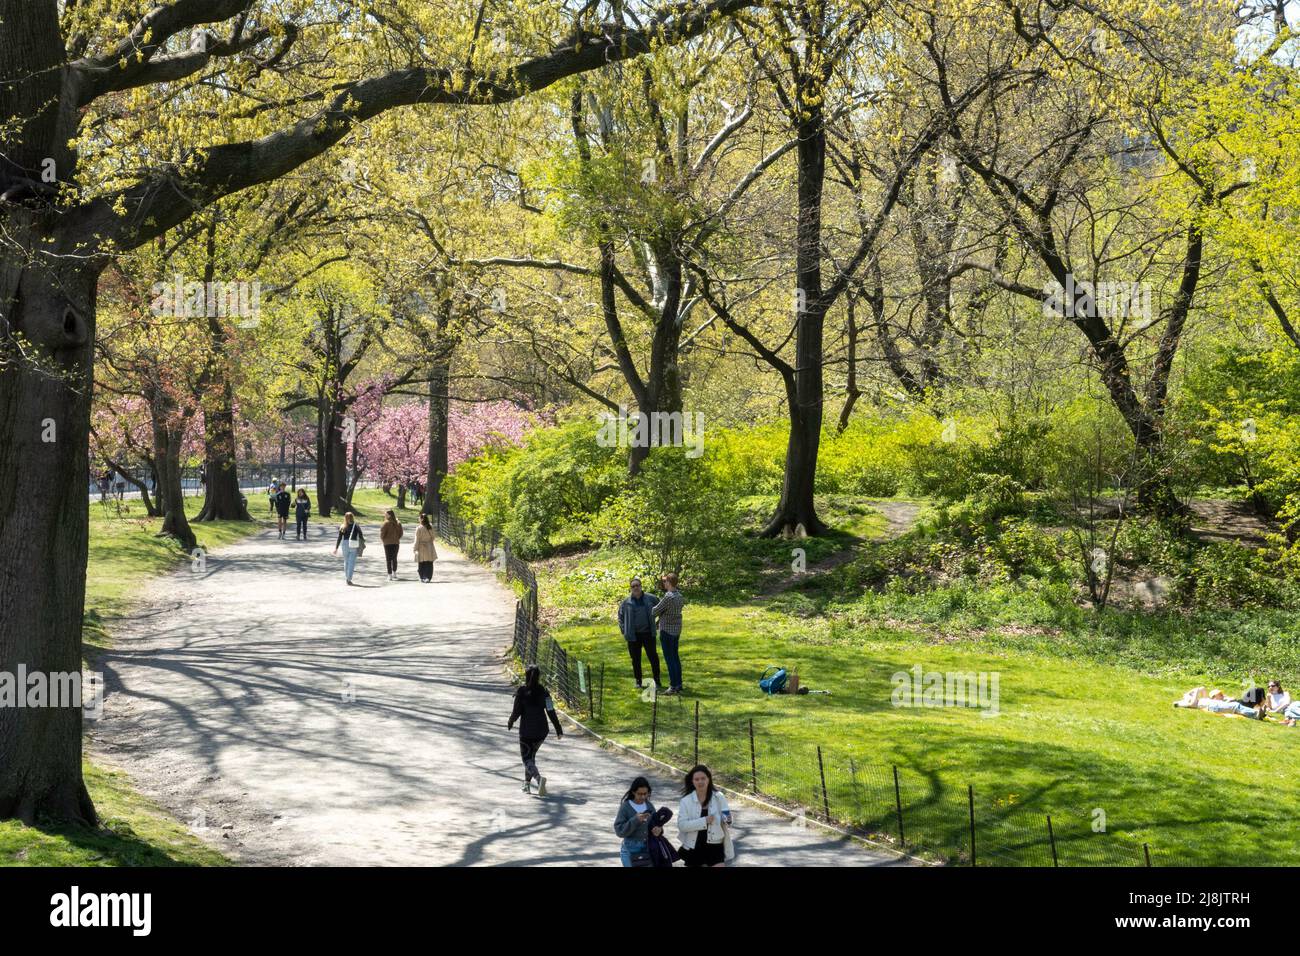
507;666;563;796
293;489;312;540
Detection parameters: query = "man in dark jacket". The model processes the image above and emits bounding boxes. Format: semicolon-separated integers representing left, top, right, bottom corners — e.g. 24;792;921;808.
618;578;662;691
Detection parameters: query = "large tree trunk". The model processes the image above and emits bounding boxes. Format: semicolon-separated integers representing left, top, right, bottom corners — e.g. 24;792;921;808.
764;111;828;537
423;357;451;518
0;0;99;825
0;271;100;825
315;398;353;517
150;393;197;552
628;243;687;475
314;404;329;516
195;380;250;521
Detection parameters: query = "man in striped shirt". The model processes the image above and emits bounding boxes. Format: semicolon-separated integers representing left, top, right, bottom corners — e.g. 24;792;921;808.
653;573;686;695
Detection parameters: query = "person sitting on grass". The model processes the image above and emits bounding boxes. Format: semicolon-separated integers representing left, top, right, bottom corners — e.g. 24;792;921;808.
1174;687;1264;719
1266;680;1300;726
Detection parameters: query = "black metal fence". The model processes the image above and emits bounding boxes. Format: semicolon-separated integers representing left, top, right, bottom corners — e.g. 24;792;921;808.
440;504;1160;867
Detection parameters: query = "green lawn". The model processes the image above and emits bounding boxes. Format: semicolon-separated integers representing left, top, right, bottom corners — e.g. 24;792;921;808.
0;762;228;866
3;495;263;866
535;500;1300;866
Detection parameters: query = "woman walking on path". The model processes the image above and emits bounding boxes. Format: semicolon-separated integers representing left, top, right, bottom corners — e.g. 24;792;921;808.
677;764;732;868
332;512;365;585
413;513;438;583
507;665;563;796
380;509;403;580
614;776;665;867
293;489;312;540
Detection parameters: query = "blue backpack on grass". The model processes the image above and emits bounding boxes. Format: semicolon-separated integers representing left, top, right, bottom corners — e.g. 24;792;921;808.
759;666;788;695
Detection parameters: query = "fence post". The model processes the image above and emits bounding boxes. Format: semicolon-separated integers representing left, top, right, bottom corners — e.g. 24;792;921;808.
968;784;976;867
1143;843;1152;867
748;718;758;793
650;693;659;755
1047;815;1059;867
598;663;605;719
587;663;595;718
816;746;831;821
693;700;700;766
893;765;905;848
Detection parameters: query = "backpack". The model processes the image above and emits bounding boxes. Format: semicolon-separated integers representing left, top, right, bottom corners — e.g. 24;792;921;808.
1238;686;1265;707
759;666;788;695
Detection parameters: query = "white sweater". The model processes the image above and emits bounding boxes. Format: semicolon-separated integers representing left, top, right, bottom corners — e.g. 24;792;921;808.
677;791;730;846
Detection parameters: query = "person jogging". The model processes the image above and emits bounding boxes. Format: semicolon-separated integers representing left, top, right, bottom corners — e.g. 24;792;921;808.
618;578;662;691
293;489;312;540
272;482;292;539
380;509;403;580
507;665;563;796
653;573;686;696
413;513;438;583
332;512;365;585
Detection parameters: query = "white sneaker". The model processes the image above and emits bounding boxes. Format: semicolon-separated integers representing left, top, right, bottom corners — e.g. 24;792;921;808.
537;775;547;797
522;780;531;794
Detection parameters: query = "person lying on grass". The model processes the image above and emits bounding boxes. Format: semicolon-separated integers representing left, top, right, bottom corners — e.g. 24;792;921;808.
1174;687;1265;720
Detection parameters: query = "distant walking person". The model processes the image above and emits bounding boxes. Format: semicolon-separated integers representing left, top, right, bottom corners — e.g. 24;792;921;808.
507;665;563;796
654;573;686;695
332;512;365;585
293;489;312;540
380;509;404;580
618;578;662;691
413;513;438;583
272;482;292;539
677;764;732;868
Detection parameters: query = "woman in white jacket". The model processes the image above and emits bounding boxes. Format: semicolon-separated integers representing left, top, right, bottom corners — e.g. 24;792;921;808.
677;764;732;867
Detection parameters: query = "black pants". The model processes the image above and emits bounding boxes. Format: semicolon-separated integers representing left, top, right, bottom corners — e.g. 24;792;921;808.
520;737;545;780
627;632;662;687
296;515;308;538
384;544;399;574
418;560;433;582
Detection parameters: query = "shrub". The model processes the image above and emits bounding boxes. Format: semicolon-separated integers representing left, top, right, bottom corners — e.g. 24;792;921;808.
443;417;626;556
587;446;740;576
1186;542;1283;609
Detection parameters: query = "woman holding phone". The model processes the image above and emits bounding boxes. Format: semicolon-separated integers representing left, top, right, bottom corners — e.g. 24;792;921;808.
614;776;665;867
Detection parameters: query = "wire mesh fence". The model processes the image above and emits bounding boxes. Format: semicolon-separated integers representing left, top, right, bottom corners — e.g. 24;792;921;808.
441;504;1159;867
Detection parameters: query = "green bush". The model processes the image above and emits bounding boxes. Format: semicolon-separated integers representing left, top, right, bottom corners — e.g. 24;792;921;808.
587;446;740;576
443;417;626;556
1186;541;1284;609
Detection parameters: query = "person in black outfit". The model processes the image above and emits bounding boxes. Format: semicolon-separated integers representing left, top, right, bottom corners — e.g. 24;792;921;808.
272;482;292;539
507;665;564;796
293;489;312;540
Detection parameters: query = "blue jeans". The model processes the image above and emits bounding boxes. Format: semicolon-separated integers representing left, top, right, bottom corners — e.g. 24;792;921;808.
660;630;682;689
1284;702;1300;720
343;546;358;582
621;839;648;867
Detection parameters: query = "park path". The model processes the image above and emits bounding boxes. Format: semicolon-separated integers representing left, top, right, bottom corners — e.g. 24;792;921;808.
89;524;894;867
